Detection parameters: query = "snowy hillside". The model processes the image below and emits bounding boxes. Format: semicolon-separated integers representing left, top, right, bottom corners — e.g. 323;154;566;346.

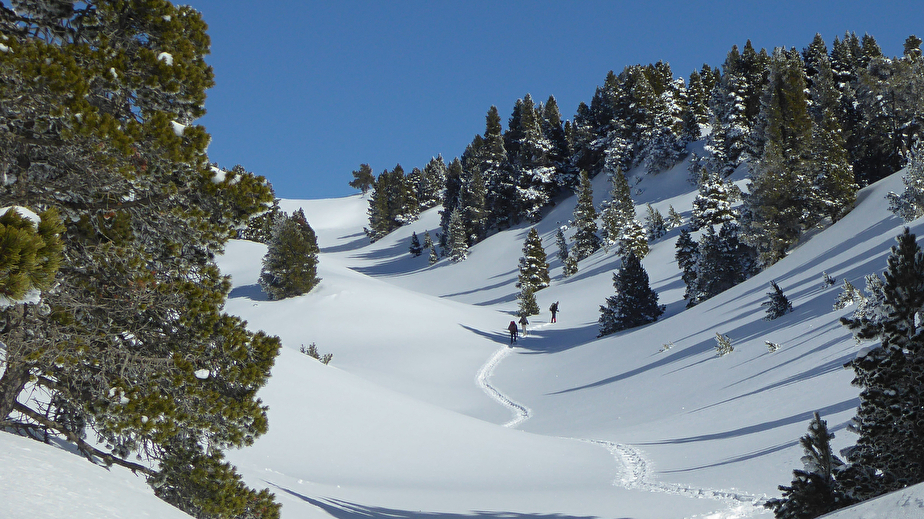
5;159;924;518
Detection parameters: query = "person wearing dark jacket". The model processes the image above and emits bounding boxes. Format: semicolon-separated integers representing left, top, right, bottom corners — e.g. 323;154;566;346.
549;301;559;323
507;320;518;344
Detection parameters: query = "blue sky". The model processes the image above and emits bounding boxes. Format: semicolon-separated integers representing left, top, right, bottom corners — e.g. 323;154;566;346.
186;1;924;200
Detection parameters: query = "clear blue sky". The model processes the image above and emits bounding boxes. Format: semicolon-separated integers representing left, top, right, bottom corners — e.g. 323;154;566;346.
185;1;924;200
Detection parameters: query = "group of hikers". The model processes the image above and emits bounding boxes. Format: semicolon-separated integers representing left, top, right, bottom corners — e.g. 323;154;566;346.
508;301;559;344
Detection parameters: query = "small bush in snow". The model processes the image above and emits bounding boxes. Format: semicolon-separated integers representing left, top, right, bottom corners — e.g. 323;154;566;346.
300;343;332;365
714;333;733;356
821;271;836;288
763;281;793;320
766;341;781;353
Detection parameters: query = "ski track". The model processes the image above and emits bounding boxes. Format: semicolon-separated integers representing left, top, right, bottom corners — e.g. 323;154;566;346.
475;334;769;518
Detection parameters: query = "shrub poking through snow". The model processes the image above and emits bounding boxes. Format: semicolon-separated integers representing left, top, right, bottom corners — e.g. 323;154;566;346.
715;333;733;356
763;281;794;320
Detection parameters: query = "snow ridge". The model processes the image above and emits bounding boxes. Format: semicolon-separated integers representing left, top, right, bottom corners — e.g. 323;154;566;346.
475;345;531;428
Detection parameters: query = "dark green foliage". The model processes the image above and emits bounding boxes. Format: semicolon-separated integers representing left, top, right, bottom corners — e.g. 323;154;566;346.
570;170;600;260
447;208;468;262
0;1;281;514
0;207;63;301
765;413;853;519
409;232;423;257
691;171;737;230
517;284;540;317
763;280;794;320
600;169;634;251
366;164;419;241
683;224;758;307
644;204;666;241
839;228;924;500
260;209;321;300
517;228;550;291
598;253;664;336
349;163;375;195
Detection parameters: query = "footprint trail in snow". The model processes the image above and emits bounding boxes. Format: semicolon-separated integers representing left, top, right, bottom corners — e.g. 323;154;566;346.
475;336;768;518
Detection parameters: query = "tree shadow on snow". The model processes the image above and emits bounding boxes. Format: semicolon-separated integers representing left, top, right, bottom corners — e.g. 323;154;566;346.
320;232;369;254
273;486;613;519
228;283;268;301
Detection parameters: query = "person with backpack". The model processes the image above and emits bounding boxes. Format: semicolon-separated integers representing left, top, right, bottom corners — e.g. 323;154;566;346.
507;320;518;344
518;314;529;336
549;301;559;323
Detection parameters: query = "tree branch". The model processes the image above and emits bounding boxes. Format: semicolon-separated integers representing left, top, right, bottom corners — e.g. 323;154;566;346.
12;401;157;477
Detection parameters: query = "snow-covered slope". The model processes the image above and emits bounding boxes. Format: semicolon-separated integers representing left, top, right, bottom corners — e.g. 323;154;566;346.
3;159;921;518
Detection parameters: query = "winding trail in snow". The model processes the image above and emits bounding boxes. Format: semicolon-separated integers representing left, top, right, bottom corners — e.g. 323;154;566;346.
475;336;768;517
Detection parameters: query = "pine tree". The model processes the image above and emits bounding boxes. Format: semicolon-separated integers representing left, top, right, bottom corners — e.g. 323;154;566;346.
765;413;852;518
517;228;550;291
419;155;448;209
600;168;635;251
0;3;281;516
366;164;419;241
763;280;794;320
349;163;375;195
888;139;924;221
260;209;321;300
570;170;601;260
448;208;468;263
666;205;684;229
644;204;667;241
562;253;579;278
555;226;569;265
598;253;664;336
675;228;700;305
617;219;650;259
439;158;464;252
684;223;758;307
839;228;924;500
517;284;540;317
409;232;423;257
692;171;737;229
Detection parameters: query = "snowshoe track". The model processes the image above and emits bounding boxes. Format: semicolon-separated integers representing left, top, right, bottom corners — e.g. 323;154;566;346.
476;345;530;428
476;343;769;517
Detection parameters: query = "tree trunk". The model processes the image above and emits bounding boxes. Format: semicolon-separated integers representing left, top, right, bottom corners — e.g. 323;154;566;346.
0;360;30;422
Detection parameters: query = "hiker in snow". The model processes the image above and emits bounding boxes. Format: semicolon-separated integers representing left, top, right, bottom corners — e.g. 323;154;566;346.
507;320;518;344
518;314;529;336
550;301;559;323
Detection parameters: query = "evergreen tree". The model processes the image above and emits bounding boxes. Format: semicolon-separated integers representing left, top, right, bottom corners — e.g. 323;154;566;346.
506;94;557;222
517;228;550;291
675;228;699;306
598;253;664;336
600;168;635;251
570;170;601;260
260;209;321;300
409;232;423;257
692;171;737;229
763;280;794;320
562;253;579;278
439;158;464;253
517;284;540;317
366;164;419;241
419;155;448;209
555;226;569;265
0;2;281;516
481;105;517;229
237;172;282;243
765;413;852;519
667;205;684;229
888;139;924;221
617;219;650;259
839;228;924;500
684;223;758;307
349;163;375;195
447;208;468;263
742;48;815;265
645;204;667;241
461;159;488;244
423;231;438;265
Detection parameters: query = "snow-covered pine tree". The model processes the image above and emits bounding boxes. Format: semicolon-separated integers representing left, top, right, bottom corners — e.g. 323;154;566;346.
838;228;924;500
448;208;469;263
409;232;423;257
692;171;737;230
419;155;448;209
260;209;321;300
367;164;419;241
439;158;464;253
570;170;601;260
645;204;667;241
555;226;569;265
675;228;699;306
765;413;852;519
684;223;758;307
506;94;557;222
600;168;635;251
563;253;579;278
517;284;540;317
423;231;438;265
667;205;684;229
0;3;282;516
887;139;924;222
763;280;794;320
517;228;550;291
598;253;664;336
617;219;650;259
